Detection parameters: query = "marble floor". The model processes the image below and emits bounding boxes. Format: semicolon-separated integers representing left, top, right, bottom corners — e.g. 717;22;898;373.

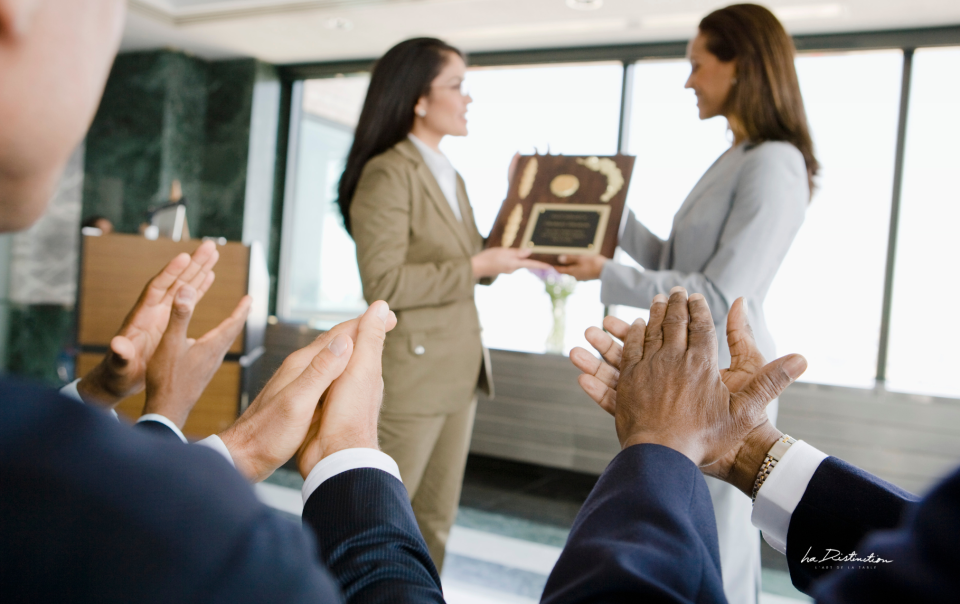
259;455;811;603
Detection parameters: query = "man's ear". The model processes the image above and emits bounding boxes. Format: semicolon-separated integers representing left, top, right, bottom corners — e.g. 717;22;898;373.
0;0;41;38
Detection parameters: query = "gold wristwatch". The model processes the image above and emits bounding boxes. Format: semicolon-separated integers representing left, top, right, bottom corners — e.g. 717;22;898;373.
751;434;797;503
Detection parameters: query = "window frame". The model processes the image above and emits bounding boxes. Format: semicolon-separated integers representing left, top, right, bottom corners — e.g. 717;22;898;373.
269;25;960;397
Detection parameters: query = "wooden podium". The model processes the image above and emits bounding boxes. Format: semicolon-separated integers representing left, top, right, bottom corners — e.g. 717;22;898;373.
75;234;269;438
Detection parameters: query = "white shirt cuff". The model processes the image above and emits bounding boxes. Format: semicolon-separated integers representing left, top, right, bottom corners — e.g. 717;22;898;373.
136;414;188;444
61;379;119;421
751;440;828;553
195;435;235;468
301;448;402;504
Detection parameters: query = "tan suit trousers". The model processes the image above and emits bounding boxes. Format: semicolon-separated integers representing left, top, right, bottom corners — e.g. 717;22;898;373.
378;399;477;572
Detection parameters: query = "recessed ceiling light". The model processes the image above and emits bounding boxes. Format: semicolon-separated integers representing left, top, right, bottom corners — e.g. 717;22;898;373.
325;17;354;31
567;0;604;11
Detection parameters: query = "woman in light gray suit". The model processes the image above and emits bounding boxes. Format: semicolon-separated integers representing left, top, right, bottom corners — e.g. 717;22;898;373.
559;5;818;604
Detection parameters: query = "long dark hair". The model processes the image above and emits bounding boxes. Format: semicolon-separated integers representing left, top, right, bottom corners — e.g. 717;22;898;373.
337;37;464;235
699;4;819;195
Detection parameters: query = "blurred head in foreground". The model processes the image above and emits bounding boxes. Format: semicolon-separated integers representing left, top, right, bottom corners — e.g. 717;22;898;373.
0;0;125;232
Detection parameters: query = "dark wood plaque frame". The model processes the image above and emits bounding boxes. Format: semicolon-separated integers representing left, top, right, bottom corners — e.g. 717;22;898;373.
485;153;635;263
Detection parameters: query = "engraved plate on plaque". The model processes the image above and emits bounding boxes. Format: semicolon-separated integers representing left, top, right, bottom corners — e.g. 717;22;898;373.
520;203;611;255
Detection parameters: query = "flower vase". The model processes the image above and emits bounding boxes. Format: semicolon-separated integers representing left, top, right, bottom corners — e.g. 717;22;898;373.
546;295;566;354
531;268;577;355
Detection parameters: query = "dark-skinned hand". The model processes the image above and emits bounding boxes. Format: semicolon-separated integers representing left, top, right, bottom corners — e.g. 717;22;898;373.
78;240;219;408
554;253;607;281
570;287;807;491
142;284;252;429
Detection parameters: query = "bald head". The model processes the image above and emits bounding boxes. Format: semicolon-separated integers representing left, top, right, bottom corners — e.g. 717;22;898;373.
0;0;125;232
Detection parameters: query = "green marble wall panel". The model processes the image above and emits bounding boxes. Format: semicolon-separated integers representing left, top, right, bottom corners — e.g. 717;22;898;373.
83;51;169;233
200;59;257;241
82;51;260;241
6;305;73;386
160;52;208;236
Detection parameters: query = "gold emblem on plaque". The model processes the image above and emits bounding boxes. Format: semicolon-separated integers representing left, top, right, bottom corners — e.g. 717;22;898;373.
550;174;580;198
501;204;524;247
518;157;538;199
576;156;624;202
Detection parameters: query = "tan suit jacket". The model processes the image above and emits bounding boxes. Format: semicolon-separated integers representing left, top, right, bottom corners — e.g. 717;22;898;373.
351;139;492;416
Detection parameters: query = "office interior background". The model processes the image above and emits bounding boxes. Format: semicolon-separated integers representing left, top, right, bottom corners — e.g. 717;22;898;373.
1;1;959;602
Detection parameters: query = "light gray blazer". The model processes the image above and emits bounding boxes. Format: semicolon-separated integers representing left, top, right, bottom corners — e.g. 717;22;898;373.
601;141;808;367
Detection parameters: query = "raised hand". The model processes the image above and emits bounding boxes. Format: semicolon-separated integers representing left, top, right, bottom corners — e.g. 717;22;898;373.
77;240;219;408
572;297;768;417
142;285;252;429
573;287;806;476
297;300;391;478
569;313;630;415
219;302;397;482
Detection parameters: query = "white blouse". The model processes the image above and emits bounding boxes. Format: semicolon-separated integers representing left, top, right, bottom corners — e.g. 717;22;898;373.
408;134;462;222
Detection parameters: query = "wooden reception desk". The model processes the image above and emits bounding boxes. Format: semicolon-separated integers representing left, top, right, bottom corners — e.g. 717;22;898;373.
75;234;268;438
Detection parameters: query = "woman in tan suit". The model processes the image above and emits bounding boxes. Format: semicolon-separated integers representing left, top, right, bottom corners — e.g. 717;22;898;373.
337;38;549;570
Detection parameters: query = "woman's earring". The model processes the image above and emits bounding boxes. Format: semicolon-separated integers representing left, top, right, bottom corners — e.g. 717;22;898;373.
416;108;427;117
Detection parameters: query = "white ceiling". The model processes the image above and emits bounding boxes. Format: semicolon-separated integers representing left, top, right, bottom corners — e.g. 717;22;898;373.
121;0;960;64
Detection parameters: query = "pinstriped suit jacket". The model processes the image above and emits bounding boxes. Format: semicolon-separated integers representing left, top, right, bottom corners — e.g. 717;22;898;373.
0;377;443;603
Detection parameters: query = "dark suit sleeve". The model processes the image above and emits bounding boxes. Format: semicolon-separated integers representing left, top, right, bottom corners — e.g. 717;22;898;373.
133;418;185;442
540;444;726;604
785;457;919;594
0;379;344;603
810;466;960;603
303;469;444;604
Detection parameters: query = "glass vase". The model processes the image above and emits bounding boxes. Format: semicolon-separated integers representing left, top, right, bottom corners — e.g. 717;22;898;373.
546;295;566;354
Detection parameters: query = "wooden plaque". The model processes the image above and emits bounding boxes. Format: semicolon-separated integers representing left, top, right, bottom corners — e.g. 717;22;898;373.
486;154;635;263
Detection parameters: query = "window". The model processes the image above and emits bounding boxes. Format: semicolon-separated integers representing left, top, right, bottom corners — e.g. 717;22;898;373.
442;62;624;354
765;50;903;388
612;59;731;326
277;75;369;328
612;52;903;390
886;47;960;399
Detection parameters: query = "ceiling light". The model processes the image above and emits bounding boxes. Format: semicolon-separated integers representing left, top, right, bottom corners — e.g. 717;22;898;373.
325;17;354;31
567;0;604;11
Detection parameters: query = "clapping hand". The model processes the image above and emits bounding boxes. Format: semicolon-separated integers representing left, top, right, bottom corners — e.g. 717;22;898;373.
297;300;393;478
77;241;219;408
219;302;397;482
570;287;807;487
142;285;252;429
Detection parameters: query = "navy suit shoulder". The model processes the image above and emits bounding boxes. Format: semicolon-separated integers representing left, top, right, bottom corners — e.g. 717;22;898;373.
811;464;960;603
303;468;444;603
541;444;725;604
0;377;340;603
785;456;918;593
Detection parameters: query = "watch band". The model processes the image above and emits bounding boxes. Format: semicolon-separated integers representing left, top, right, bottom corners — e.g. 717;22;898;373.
751;434;797;503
